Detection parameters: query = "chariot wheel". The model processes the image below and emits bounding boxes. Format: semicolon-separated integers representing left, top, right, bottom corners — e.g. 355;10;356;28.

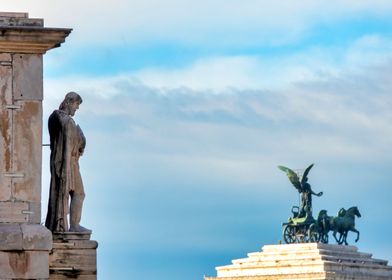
307;224;320;243
283;225;296;244
296;226;307;243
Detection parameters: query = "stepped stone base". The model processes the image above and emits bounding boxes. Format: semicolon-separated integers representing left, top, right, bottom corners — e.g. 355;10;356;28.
49;233;98;280
205;243;392;280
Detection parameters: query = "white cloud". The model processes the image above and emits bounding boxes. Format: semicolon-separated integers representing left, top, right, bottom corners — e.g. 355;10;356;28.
346;35;392;66
135;56;263;91
2;0;392;46
125;34;392;91
41;32;392;177
44;56;392;180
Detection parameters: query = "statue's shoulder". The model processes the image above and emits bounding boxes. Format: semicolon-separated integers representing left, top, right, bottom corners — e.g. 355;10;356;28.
50;110;72;123
48;110;75;132
49;109;63;118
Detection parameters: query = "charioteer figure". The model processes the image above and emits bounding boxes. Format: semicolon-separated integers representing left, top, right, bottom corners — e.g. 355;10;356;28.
279;163;322;219
278;163;360;245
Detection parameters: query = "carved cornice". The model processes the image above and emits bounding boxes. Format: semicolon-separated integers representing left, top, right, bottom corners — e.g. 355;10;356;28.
0;26;72;54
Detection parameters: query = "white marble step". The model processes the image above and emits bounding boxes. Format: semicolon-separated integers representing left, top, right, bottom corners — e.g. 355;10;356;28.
233;250;381;265
214;244;392;279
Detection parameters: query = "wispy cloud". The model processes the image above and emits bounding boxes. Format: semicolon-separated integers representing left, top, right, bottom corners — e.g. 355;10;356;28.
118;34;392;91
44;56;392;175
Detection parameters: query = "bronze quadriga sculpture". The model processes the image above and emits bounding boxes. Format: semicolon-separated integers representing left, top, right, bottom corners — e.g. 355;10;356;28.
278;164;360;245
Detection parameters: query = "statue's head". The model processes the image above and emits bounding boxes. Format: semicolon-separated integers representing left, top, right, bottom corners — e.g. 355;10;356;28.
59;92;83;116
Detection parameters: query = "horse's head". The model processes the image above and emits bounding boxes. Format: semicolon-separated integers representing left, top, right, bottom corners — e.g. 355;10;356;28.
318;209;328;219
338;208;346;217
348;206;361;218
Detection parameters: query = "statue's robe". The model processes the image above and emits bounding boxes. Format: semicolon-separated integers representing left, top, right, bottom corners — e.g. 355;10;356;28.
45;109;85;232
299;183;313;218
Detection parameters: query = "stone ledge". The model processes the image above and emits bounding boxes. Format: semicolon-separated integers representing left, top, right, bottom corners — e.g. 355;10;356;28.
52;240;98;250
206;271;392;280
261;243;357;252
21;223;52;250
0;223;52;250
0;27;72;54
231;252;387;267
0;12;71;54
52;230;92;241
0;223;23;250
206;273;327;280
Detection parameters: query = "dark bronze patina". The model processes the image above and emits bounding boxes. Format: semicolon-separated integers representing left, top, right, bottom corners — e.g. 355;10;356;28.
278;164;360;245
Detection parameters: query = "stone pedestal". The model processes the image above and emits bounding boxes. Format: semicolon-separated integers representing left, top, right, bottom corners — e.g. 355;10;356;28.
49;233;98;280
0;12;71;279
205;243;392;280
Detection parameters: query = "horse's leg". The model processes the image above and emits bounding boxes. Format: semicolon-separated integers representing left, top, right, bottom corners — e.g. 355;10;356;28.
344;231;348;245
336;232;343;245
323;231;329;243
352;228;360;242
338;230;345;244
340;233;346;245
333;230;340;243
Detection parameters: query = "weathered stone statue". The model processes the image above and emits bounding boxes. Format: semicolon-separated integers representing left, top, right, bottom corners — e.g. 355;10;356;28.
278;164;323;218
45;92;89;233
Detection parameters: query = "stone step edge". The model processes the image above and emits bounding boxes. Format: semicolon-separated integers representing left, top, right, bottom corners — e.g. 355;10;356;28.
217;259;392;272
248;248;372;259
225;259;390;271
218;259;325;270
206;271;392;280
235;252;385;265
247;250;376;263
261;243;358;252
246;250;372;259
232;254;387;267
206;272;327;280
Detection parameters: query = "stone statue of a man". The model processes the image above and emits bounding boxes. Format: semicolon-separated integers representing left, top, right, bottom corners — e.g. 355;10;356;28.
45;92;89;232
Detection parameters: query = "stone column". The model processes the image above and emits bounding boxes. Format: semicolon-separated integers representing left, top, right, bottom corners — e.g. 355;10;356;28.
0;12;71;279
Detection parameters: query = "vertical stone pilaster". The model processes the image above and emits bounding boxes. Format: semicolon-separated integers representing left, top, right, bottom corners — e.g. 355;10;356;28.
0;12;71;279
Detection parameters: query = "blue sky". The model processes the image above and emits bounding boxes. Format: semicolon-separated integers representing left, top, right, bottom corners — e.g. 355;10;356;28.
3;1;392;279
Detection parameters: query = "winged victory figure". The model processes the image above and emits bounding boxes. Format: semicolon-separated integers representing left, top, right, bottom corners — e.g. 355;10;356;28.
278;164;323;219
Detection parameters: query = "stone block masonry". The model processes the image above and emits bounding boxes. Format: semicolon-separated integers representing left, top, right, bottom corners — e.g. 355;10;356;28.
49;239;98;280
205;243;392;280
0;12;71;279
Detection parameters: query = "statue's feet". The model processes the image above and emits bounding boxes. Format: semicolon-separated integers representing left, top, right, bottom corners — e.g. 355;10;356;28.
69;224;91;233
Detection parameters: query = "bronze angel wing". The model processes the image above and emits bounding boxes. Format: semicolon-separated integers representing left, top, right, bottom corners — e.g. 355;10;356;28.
301;163;314;185
278;165;301;192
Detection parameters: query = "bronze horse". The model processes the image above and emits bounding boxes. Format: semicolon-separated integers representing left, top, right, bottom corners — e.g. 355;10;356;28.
317;206;361;245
